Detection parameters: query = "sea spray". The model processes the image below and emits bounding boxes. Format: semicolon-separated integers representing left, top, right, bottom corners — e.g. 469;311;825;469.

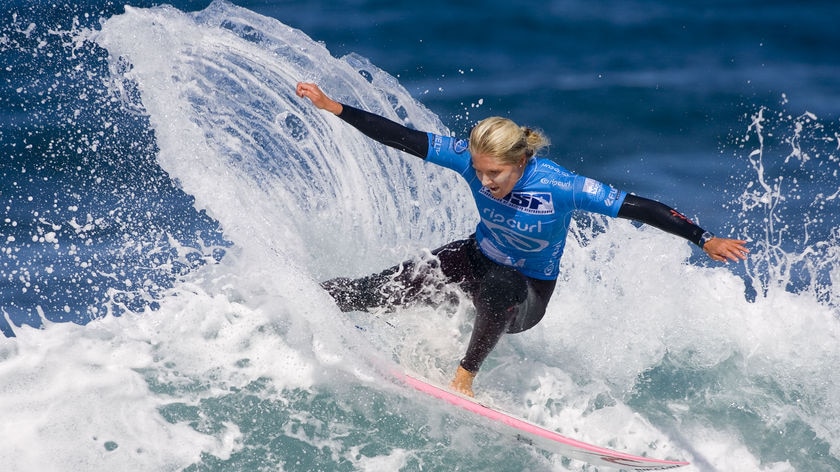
0;6;229;330
1;1;839;470
730;104;840;306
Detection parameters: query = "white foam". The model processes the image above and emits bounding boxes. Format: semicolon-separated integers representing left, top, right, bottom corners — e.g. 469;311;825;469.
0;309;239;470
0;1;825;470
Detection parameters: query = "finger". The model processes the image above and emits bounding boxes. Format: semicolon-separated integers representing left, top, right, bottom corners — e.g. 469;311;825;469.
715;249;736;262
728;248;748;261
721;248;738;261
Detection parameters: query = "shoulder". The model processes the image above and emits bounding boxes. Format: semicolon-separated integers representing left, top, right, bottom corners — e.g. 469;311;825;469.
532;157;572;174
427;133;472;169
523;158;576;191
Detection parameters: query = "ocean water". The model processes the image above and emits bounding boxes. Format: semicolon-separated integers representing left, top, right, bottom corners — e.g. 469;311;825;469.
1;1;839;471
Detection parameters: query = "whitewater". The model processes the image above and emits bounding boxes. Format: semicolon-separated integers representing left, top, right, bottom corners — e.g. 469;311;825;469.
1;2;839;471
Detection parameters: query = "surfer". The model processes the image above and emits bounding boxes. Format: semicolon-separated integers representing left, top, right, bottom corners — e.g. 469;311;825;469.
296;82;749;397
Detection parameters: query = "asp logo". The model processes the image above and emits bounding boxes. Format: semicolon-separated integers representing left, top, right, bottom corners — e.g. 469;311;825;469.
481;190;555;215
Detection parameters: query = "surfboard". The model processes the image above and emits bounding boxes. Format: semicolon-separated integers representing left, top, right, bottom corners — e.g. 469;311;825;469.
396;371;689;470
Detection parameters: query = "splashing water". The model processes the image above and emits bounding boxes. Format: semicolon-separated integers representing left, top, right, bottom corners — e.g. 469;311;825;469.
1;2;839;471
729;104;840;307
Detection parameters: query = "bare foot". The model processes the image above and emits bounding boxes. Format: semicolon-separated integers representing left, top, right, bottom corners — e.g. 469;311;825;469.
450;365;476;397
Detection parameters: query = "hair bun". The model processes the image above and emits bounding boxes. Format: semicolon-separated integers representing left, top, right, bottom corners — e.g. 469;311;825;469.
470;117;550;164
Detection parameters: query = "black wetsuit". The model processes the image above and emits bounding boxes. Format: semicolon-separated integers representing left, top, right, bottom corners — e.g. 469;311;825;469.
323;104;713;374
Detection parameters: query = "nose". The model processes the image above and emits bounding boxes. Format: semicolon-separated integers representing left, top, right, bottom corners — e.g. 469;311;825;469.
478;172;493;187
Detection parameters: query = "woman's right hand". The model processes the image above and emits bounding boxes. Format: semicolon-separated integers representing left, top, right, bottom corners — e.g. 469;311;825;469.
296;82;343;115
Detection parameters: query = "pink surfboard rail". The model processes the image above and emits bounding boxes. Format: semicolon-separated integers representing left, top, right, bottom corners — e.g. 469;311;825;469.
396;371;689;471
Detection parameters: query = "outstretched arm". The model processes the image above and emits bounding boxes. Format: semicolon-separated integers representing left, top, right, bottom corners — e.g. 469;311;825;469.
617;194;749;262
296;82;429;158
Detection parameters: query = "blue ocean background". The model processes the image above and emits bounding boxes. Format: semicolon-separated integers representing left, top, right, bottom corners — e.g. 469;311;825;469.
1;1;839;471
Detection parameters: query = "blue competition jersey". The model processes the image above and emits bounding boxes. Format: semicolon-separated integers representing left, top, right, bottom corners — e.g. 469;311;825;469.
427;133;627;280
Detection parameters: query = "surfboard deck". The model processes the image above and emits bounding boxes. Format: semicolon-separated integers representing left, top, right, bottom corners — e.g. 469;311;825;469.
395;371;689;470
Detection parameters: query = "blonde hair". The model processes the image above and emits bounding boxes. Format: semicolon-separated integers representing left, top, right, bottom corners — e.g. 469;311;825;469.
468;117;549;165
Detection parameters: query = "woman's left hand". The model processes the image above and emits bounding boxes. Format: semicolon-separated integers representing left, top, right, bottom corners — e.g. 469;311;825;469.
703;237;749;262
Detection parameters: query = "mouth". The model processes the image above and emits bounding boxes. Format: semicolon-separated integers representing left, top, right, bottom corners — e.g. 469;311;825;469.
486;186;503;197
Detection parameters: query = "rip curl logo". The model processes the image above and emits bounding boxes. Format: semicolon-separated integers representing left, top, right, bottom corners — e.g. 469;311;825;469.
540;177;572;190
481;219;550;253
454;139;469;153
669;209;694;224
479;190;555;215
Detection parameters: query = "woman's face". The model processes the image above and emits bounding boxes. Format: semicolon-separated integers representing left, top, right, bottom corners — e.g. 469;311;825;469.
471;153;526;199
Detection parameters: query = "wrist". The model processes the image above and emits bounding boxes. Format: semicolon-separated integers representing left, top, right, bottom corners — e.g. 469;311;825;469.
699;231;715;248
329;101;343;116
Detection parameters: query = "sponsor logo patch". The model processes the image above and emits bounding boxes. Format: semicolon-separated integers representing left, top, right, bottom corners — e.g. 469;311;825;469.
604;187;620;207
454;139;469;153
582;178;605;199
583;178;621;207
540;177;572;190
433;135;444;155
479;190;555;215
480;221;550;253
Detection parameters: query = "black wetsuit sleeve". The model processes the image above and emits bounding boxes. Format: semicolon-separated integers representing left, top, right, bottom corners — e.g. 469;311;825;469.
337;104;429;159
617;194;709;247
